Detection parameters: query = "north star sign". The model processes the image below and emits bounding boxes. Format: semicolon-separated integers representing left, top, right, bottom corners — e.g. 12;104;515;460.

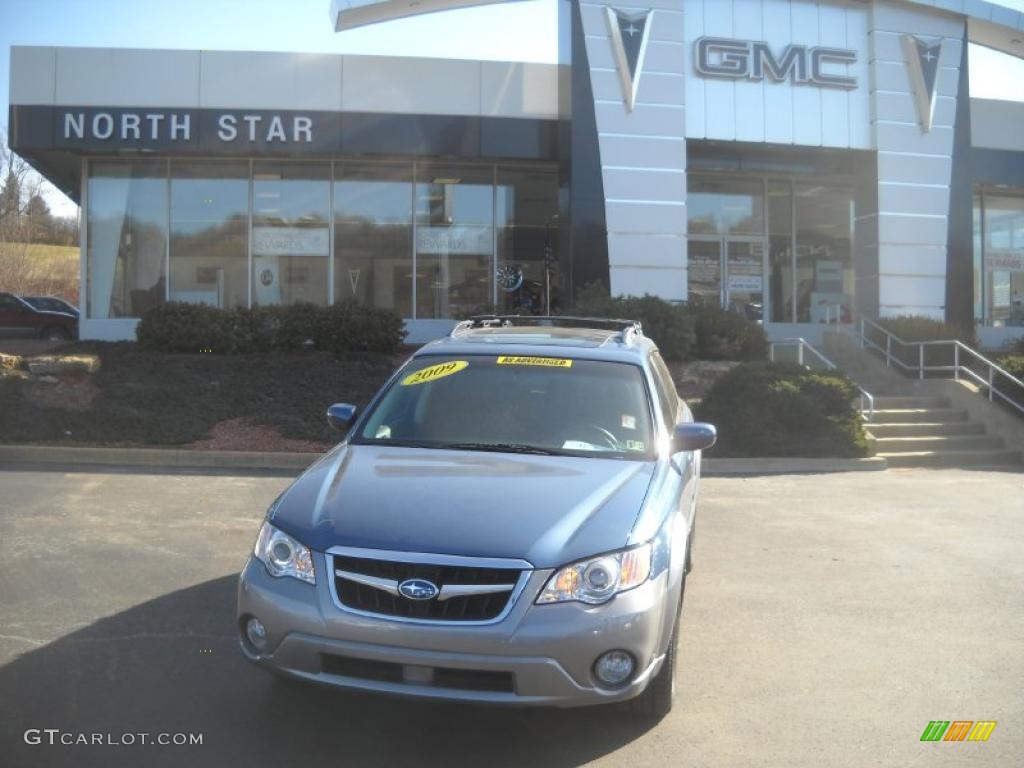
62;111;314;143
695;37;858;90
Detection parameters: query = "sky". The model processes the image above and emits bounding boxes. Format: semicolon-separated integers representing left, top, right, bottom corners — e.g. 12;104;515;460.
3;0;1024;217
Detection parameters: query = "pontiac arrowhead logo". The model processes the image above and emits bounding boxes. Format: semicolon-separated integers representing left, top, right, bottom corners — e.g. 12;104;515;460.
901;34;943;132
606;7;652;112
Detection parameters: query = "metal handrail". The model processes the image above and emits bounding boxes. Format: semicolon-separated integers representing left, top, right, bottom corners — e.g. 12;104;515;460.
855;315;1024;417
768;337;875;421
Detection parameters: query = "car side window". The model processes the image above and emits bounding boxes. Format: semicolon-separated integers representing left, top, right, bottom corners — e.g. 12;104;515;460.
0;295;23;312
648;353;679;427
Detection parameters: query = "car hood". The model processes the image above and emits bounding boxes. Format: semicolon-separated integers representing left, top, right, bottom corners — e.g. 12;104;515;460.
270;445;656;568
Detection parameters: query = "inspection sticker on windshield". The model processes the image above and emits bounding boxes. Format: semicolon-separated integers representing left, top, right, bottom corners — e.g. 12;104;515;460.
401;360;468;386
496;356;573;368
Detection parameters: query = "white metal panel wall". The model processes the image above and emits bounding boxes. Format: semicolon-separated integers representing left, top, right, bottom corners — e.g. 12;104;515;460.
971;98;1024;152
11;46;564;120
581;0;688;300
869;1;964;319
55;48;202;108
200;52;343;111
9;47;56;105
683;0;872;149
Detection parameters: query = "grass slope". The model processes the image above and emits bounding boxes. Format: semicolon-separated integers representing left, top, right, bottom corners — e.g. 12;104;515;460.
0;242;79;299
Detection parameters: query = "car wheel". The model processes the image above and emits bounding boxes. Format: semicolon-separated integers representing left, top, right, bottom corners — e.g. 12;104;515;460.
629;576;684;719
41;326;70;342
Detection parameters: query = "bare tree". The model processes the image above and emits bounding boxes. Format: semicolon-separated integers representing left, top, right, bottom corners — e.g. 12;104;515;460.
0;125;80;300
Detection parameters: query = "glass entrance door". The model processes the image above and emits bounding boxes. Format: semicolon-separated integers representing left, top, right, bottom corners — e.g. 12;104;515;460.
687;238;722;305
688;237;766;322
725;240;765;322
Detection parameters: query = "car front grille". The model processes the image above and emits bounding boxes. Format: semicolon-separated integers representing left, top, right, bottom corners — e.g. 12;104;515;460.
330;553;526;623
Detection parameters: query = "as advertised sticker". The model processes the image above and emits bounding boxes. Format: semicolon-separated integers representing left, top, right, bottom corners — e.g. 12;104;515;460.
496;356;573;368
401;360;468;386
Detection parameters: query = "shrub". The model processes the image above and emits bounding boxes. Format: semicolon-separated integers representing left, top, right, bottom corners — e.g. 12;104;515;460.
136;301;405;355
691;303;767;361
877;315;977;346
313;300;406;356
997;355;1024;380
695;362;870;458
136;302;244;354
571;284;766;362
872;315;978;371
571;282;696;361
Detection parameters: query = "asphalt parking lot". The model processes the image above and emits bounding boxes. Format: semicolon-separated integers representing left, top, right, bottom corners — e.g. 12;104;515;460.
1;465;1021;768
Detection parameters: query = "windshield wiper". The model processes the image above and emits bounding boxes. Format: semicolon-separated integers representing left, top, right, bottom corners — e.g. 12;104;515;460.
364;438;444;449
361;439;569;456
443;442;567;456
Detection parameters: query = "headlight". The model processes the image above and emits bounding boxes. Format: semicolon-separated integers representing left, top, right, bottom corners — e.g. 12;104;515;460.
253;522;315;584
536;543;652;605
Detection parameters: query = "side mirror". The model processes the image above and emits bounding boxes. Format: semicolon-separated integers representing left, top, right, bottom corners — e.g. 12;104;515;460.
326;403;358;432
672;422;717;453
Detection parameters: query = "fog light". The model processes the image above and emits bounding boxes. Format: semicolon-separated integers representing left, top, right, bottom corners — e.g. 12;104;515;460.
245;617;268;652
594;650;635;687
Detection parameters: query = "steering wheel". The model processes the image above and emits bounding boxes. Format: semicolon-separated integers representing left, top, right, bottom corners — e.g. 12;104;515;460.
566;424;619;451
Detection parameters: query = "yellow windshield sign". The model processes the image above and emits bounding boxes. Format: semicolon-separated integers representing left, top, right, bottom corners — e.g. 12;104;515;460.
401;360;469;386
497;356;573;368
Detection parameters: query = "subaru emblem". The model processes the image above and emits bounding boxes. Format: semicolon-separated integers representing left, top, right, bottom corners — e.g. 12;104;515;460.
398;578;439;601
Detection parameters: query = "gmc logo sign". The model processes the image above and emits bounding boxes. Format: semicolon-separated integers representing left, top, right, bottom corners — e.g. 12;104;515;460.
695;37;857;90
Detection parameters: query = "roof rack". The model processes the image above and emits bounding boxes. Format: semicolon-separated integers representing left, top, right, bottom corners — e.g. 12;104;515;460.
450;315;644;344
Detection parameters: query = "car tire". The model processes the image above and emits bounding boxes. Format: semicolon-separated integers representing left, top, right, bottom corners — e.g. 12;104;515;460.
41;326;70;342
628;576;684;720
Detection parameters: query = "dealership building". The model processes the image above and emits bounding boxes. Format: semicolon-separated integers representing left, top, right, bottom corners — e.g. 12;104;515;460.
8;0;1024;345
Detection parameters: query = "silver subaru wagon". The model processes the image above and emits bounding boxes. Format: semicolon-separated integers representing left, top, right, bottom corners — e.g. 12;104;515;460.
236;316;716;718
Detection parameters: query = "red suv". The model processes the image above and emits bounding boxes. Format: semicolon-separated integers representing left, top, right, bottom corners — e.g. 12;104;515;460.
0;292;78;341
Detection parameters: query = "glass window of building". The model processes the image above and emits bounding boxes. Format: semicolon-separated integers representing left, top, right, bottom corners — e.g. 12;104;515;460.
334;164;413;317
86;160;167;319
169;162;249;309
794;184;854;323
252;163;330;306
687;176;765;235
768;181;794;323
977;193;1024;327
687;239;722;306
415;165;494;318
495;167;560;315
973;193;983;324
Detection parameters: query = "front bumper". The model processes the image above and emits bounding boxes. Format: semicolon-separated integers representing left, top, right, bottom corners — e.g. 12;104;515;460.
237;552;673;708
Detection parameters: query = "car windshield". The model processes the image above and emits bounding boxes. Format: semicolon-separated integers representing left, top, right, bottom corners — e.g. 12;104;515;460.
354;355;655;459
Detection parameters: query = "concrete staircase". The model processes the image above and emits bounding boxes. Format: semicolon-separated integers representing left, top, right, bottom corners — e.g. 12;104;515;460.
821;331;1022;469
868;394;1020;468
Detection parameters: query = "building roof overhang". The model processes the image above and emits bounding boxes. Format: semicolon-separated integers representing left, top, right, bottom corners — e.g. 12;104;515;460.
331;0;1024;58
331;0;513;30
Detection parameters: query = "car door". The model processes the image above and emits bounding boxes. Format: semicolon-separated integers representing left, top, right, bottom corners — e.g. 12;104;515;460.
0;294;36;338
649;352;698;524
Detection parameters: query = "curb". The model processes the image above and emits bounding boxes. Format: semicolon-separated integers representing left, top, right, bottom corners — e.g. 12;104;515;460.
0;445;886;475
703;457;887;475
0;444;316;472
